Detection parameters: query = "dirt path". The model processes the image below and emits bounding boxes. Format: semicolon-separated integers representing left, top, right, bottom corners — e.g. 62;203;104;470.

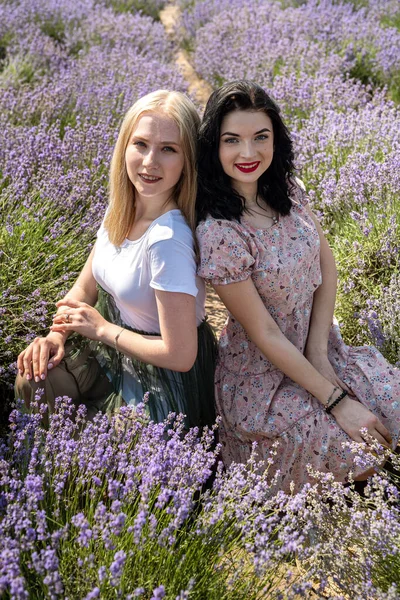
160;3;228;335
160;4;213;108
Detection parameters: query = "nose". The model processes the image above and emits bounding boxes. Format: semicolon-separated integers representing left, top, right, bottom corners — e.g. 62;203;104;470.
142;147;159;169
239;140;256;159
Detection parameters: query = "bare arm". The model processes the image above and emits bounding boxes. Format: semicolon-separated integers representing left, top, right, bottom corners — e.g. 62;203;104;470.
58;247;98;313
213;277;392;446
17;248;98;381
304;207;337;355
51;289;198;372
303;208;353;394
214;277;334;405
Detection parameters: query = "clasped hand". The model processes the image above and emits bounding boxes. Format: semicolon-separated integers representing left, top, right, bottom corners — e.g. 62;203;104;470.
306;349;392;448
50;298;107;340
17;300;106;382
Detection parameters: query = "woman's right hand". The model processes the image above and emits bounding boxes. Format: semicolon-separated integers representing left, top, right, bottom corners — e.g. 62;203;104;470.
17;332;66;382
331;394;392;448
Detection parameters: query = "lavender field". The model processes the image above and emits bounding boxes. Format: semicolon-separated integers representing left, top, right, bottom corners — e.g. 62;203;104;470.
1;0;400;597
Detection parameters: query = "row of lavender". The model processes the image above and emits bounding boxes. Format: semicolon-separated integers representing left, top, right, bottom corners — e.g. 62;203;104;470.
178;0;400;360
0;0;182;402
1;396;400;598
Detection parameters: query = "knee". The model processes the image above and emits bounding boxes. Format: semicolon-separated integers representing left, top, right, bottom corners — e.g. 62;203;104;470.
15;372;53;411
15;373;35;408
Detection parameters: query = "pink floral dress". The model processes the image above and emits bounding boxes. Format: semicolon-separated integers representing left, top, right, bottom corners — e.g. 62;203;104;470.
196;185;400;493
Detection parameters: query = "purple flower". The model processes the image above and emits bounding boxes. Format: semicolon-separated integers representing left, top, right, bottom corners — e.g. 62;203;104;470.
109;550;126;587
151;585;166;599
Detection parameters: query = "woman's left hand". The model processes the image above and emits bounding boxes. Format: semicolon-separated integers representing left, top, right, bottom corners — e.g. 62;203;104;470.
50;299;107;341
305;349;353;396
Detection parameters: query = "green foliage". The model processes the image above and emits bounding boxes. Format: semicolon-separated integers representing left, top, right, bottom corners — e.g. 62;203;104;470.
348;51;381;88
181;37;195;54
0;55;38;85
381;12;400;32
38;17;66;45
388;72;400;103
0;191;96;391
213;73;226;87
0;32;13;71
328;195;400;348
272;57;285;77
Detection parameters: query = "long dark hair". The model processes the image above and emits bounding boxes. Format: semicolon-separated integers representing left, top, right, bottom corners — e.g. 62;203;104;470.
196;80;296;223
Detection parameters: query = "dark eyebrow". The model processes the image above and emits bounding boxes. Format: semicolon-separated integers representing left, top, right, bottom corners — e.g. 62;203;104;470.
220;127;271;137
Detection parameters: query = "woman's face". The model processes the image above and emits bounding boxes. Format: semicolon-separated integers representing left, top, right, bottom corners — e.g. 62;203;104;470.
218;109;274;197
125;111;185;204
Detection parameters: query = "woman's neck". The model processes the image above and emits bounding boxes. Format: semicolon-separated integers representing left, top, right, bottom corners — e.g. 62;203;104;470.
126;194;178;241
232;181;258;207
134;194;178;222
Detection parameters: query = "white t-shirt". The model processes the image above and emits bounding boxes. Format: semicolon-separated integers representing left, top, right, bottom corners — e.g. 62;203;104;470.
92;209;206;333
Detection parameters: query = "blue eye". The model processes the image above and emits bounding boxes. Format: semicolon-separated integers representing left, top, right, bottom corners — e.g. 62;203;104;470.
162;146;176;152
256;134;268;141
224;138;239;144
133;140;146;147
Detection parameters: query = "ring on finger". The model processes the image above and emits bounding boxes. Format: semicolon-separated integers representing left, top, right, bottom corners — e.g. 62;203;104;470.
65;313;71;323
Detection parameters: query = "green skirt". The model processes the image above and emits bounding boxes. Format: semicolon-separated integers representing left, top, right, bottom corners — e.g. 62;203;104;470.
68;286;218;429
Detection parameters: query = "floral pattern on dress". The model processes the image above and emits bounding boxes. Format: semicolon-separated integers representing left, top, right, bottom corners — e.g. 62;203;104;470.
196;185;400;494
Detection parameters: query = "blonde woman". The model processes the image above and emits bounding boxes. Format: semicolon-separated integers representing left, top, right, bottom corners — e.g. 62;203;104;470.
16;90;217;427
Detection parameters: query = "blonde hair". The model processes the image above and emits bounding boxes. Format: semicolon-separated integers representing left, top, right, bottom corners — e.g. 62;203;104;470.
105;90;200;246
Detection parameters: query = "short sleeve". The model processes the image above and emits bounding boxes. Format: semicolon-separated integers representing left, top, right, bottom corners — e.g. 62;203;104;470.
148;238;198;297
196;219;255;285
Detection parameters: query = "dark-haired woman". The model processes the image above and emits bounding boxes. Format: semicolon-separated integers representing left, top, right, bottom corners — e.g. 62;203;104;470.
196;80;400;493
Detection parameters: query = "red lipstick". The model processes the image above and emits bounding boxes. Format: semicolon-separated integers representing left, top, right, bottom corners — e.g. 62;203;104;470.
235;161;260;173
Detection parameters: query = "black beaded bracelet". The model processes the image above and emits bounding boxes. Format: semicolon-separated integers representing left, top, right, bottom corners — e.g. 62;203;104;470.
326;389;348;414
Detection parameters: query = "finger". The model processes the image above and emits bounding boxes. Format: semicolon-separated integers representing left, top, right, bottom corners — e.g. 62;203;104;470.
349;432;364;444
368;430;391;449
17;349;27;375
375;421;393;446
39;345;53;380
32;342;43;382
52;315;70;325
53;309;73;323
48;346;65;370
55;298;83;309
22;349;33;380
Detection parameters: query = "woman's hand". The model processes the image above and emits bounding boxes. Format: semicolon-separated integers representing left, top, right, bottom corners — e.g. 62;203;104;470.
50;299;107;340
331;394;392;448
305;348;353;396
17;332;66;381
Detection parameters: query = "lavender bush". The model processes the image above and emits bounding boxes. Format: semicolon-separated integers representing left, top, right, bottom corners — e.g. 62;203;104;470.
1;395;400;598
0;395;305;599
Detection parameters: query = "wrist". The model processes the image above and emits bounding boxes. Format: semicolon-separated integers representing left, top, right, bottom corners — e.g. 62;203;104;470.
96;322;119;346
305;341;328;357
48;330;69;343
326;389;348;414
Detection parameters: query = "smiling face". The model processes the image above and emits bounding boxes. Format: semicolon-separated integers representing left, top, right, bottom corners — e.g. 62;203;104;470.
125;111;185;206
219;109;274;200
